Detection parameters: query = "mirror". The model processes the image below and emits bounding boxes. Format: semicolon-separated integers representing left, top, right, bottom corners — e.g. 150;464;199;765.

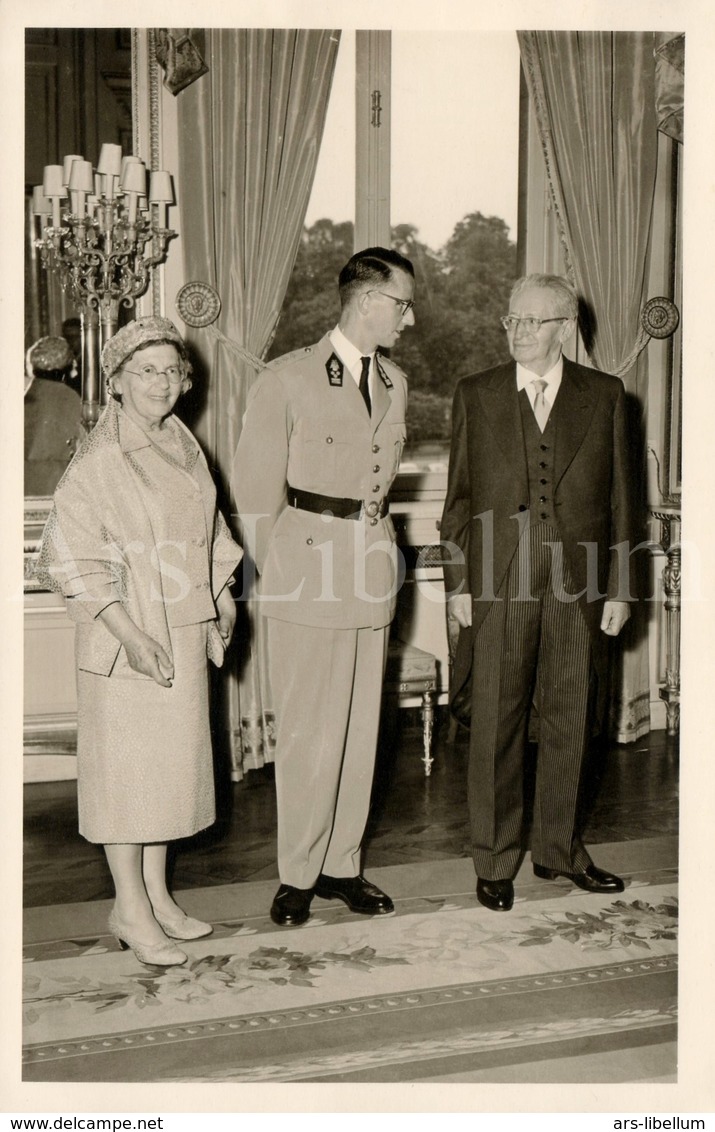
24;29;133;509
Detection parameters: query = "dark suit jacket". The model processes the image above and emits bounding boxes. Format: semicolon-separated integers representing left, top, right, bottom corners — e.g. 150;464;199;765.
440;357;633;723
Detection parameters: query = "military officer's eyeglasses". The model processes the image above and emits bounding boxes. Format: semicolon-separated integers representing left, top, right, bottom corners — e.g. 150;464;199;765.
500;315;568;333
367;290;415;316
122;364;186;384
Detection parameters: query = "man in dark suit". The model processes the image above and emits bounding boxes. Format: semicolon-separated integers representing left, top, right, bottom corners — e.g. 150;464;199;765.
440;273;633;911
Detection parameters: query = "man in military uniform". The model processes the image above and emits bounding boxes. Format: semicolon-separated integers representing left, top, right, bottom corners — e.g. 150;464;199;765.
232;247;414;925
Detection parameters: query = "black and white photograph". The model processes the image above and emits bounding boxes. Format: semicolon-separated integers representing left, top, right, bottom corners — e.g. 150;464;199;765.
4;0;714;1121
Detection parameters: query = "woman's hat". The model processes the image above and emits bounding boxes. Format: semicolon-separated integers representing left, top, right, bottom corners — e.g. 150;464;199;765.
101;316;184;378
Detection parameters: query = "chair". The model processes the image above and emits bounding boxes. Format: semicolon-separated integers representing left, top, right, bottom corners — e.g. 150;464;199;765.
384;638;438;776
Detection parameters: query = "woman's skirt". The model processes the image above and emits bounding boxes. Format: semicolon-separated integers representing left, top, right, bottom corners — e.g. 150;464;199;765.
76;622;216;843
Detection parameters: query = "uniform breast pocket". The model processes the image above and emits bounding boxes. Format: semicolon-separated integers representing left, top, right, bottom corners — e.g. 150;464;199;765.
290;418;352;487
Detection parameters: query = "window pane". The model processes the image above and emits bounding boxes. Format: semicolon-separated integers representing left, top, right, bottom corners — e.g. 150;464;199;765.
390;31;521;465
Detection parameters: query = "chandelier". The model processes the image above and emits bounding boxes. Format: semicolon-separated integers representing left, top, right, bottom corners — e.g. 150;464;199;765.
32;143;176;428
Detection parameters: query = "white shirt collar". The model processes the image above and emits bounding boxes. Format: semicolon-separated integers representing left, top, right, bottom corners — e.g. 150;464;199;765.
330;325;373;386
516;355;564;405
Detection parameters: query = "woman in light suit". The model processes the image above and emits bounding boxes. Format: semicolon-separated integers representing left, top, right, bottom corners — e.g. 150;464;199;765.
36;317;242;966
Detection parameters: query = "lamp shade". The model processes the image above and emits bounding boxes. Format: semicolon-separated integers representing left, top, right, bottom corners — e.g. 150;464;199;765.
42;165;67;198
97;143;123;176
32;186;53;215
149;171;174;203
62;155;84;185
120;160;147;196
120;155;142;182
69;159;95;193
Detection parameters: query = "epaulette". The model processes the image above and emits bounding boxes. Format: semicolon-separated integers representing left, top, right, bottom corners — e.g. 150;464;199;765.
268;344;317;371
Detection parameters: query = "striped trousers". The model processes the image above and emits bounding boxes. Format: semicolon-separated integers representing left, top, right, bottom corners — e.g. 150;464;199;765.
468;522;594;880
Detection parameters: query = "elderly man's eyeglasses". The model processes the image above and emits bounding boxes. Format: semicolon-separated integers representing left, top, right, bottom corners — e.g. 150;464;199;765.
500;315;568;333
367;290;415;316
123;364;185;384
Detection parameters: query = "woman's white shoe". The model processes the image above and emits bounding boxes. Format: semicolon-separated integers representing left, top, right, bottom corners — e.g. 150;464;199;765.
154;910;213;940
108;910;188;966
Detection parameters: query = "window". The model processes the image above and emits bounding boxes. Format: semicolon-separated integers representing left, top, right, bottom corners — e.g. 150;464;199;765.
390;31;520;464
271;31;521;468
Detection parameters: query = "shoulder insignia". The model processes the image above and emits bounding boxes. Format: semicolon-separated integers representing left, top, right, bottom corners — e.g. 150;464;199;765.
325;351;344;387
269;344;316;370
375;356;394;390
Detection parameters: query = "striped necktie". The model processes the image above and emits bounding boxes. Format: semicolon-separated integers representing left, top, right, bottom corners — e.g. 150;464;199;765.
531;378;550;431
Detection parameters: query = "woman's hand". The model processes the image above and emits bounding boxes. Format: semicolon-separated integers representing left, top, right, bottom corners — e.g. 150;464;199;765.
98;602;174;687
123;632;175;687
215;585;237;647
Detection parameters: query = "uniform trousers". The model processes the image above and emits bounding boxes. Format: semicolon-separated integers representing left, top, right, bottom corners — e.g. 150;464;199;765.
468;521;594;880
267;617;390;889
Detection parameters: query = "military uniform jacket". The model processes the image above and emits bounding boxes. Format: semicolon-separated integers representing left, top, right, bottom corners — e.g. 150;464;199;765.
232;332;408;629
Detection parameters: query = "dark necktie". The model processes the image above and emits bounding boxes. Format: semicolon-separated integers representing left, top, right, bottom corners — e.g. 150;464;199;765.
359;355;372;415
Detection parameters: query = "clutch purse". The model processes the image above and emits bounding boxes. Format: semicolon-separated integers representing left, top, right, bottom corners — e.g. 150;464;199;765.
206;621;227;667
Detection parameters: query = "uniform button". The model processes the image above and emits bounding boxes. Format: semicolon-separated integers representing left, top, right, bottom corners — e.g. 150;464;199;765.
518;504;527;512
540;512;548;520
370;518;378;526
540;444;549;451
372;485;380;493
540;478;547;485
539;461;547;469
326;436;333;444
306;538;313;545
373;465;380;473
539;496;547;503
372;444;380;453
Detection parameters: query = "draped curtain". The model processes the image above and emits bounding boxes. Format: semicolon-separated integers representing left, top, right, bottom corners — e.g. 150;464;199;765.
177;28;340;777
518;32;659;742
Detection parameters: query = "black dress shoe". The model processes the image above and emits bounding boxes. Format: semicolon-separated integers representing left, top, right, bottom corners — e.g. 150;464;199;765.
476;878;514;911
270;884;314;926
314;873;394;915
533;862;625;893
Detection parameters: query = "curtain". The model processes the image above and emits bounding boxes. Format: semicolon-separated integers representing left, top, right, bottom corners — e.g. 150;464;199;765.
518;32;659;742
177;28;340;777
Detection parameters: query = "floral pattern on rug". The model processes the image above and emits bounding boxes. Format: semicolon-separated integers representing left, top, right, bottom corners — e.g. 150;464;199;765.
24;943;409;1026
23;872;678;965
502;897;678;951
24;893;677;1036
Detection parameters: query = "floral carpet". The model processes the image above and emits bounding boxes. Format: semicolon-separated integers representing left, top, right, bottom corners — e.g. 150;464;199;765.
22;839;677;1083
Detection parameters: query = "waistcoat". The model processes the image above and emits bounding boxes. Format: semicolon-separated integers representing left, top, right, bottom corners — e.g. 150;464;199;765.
519;389;558;528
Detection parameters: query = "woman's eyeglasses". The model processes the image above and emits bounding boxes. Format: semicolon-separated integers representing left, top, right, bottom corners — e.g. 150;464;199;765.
122;364;185;384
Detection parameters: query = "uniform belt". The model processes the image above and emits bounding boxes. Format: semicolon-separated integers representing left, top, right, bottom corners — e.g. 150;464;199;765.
288;486;389;520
